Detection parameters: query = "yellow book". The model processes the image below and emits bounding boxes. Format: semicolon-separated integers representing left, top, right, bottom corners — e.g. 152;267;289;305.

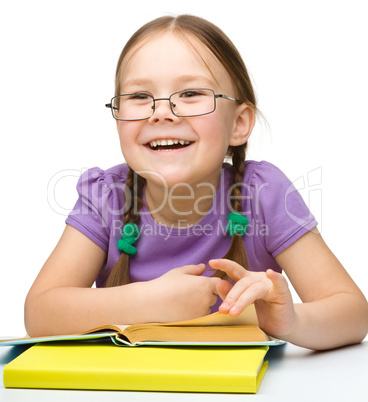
3;342;269;393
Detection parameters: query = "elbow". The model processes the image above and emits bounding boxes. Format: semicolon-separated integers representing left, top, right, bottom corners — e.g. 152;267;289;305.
344;296;368;347
24;293;44;338
24;294;36;337
359;299;368;342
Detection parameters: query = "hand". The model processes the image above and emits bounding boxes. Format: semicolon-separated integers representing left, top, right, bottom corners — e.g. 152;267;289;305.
209;259;296;337
149;264;221;323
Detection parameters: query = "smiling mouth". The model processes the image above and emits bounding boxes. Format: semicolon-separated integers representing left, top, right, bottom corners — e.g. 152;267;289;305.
148;139;193;151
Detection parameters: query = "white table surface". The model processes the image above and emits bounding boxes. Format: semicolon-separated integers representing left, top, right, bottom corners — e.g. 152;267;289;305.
1;341;367;401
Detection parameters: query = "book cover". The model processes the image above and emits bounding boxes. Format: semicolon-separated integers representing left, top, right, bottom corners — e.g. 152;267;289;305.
3;341;269;393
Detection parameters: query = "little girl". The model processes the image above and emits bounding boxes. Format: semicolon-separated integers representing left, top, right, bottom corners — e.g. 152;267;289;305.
25;15;368;350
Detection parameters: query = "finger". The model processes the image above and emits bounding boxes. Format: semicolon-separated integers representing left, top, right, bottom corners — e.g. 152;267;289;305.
266;269;290;300
220;277;272;316
176;264;206;276
204;277;222;308
229;281;272;316
209;292;219;307
266;269;287;289
216;280;233;300
209;277;221;295
218;275;258;313
223;276;257;303
208;259;249;282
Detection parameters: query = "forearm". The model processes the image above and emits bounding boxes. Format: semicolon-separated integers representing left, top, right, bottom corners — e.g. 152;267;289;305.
278;293;368;350
24;282;157;337
25;264;220;338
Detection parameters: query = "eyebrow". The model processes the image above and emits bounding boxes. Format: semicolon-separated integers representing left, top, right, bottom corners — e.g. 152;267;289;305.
122;75;217;92
175;75;216;87
122;78;152;89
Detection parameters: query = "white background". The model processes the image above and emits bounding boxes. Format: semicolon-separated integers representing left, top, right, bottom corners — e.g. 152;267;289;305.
0;0;367;338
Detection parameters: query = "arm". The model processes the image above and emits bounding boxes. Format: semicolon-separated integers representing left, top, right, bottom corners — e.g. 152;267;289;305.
25;225;220;337
210;229;368;350
276;229;368;349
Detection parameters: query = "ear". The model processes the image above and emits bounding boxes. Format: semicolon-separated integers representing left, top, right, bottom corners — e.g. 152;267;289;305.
229;104;255;146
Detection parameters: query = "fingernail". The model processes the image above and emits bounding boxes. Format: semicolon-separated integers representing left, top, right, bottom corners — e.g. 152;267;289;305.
230;306;238;315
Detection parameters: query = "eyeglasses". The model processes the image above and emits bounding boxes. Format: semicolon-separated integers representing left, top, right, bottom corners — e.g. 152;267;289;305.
105;88;242;121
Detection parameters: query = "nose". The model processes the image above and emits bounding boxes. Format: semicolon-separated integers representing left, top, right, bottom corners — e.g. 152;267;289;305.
149;97;178;123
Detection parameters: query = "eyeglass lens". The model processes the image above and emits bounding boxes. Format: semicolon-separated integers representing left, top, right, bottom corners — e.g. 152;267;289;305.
112;89;216;120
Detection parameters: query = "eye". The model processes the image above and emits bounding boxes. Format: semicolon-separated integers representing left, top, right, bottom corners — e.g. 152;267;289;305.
128;93;152;100
179;90;204;98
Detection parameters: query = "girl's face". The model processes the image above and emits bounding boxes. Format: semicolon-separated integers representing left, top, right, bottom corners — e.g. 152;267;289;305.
116;32;251;191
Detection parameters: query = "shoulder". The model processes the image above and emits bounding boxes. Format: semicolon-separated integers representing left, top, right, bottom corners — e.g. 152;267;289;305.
244;160;292;187
77;164;130;189
242;160;303;213
66;164;130;250
240;160;317;256
70;163;130;220
224;160;290;185
73;163;130;202
223;160;293;196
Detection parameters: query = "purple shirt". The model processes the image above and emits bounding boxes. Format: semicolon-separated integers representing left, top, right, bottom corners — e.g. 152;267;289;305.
66;161;317;296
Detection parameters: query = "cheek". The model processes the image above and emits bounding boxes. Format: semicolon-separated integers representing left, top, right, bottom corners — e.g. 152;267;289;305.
116;123;139;164
117;121;141;149
117;130;128;157
197;111;234;149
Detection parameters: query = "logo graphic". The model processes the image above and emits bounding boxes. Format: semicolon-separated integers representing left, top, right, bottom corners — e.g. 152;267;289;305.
285;167;322;232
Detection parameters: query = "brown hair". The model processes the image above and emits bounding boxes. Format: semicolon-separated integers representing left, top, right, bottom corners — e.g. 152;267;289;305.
105;14;256;287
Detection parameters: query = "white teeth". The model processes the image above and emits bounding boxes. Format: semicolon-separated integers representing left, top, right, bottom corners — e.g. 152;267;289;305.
149;139;192;148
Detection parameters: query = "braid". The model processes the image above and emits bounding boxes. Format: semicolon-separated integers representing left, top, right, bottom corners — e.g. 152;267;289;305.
212;145;250;279
229;145;246;213
105;168;145;287
123;169;145;225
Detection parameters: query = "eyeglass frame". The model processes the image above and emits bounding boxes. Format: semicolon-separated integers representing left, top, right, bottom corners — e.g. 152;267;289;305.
105;88;242;121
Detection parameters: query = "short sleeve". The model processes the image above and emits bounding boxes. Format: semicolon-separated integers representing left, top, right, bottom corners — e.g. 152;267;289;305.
249;161;318;257
65;165;127;251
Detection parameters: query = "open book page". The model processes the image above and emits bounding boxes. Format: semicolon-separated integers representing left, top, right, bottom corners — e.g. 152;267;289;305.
163;303;259;327
111;305;267;344
74;304;259;337
102;303;259;332
119;325;269;344
1;304;286;346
